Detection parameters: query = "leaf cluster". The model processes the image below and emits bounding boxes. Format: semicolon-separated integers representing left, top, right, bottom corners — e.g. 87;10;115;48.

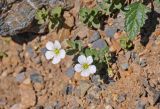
119;36;133;50
97;0;124;15
66;39;110;69
35;6;63;31
79;7;103;29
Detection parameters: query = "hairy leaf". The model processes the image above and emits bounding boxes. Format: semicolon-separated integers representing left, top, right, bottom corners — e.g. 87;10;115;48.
125;2;150;40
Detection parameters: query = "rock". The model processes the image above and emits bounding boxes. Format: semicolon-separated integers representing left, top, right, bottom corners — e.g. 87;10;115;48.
16;72;26;82
91;75;101;85
146;86;160;105
0;0;65;36
89;31;100;43
75;81;91;97
53;101;62;109
0;98;7;106
135;100;145;109
131;52;140;63
105;105;113;109
105;26;117;38
139;58;147;67
10;103;21;109
66;66;75;78
30;73;44;84
117;94;126;103
19;83;36;108
26;46;36;58
87;86;101;99
63;84;73;95
92;39;107;49
32;56;41;64
40;47;47;55
121;63;129;70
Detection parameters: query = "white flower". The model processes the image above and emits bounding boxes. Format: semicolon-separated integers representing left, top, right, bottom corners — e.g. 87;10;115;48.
74;55;96;77
45;40;65;64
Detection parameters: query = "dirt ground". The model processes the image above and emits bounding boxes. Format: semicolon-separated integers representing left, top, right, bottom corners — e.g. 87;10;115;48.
0;1;160;109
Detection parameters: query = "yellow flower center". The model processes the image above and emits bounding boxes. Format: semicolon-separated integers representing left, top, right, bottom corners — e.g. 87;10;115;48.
54;48;60;55
83;63;89;69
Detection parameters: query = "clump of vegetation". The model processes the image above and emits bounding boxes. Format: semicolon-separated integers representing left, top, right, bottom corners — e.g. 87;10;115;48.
79;0;151;41
66;39;111;71
35;6;63;32
79;7;104;29
120;36;133;50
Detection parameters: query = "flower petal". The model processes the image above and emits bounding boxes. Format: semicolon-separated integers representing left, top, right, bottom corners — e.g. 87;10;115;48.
46;41;54;50
81;70;90;77
54;40;61;49
89;65;96;74
45;51;54;60
87;56;93;64
59;49;66;59
52;56;61;64
78;55;87;64
74;64;82;72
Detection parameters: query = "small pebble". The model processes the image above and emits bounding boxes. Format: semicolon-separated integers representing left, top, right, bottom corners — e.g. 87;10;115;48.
66;66;75;78
121;63;129;70
89;31;100;43
92;39;107;49
139;58;147;67
16;72;26;82
105;27;117;38
30;73;44;83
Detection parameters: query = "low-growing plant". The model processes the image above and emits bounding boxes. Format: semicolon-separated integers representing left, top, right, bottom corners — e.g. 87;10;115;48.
79;7;103;29
79;0;153;41
35;6;63;32
66;39;111;71
97;0;124;15
120;36;133;50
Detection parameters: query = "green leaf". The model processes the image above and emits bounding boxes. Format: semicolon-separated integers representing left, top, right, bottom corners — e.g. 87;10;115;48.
66;40;76;48
35;8;48;25
125;2;150;40
50;6;62;17
66;49;78;55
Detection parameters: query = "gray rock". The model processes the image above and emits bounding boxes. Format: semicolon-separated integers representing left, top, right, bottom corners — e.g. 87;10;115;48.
121;63;129;70
92;39;107;49
26;46;36;58
0;0;68;36
135;100;145;109
89;31;100;43
41;47;47;55
146;86;160;105
30;73;44;83
117;94;126;103
66;66;75;78
32;56;41;64
105;27;117;38
91;75;101;85
16;72;26;82
131;52;140;63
